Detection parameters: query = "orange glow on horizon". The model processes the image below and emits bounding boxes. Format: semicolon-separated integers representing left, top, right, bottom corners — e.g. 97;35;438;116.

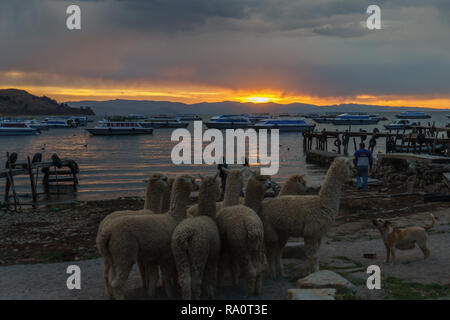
1;85;450;110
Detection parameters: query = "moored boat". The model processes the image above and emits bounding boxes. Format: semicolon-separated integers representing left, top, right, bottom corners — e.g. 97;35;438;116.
204;115;252;129
176;114;202;121
0;121;38;136
384;119;420;130
43;117;77;128
330;113;380;125
144;115;189;128
244;113;271;123
86;120;154;135
251;118;315;132
396;111;431;119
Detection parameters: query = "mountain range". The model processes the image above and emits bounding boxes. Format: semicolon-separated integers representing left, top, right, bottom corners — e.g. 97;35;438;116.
66;99;449;116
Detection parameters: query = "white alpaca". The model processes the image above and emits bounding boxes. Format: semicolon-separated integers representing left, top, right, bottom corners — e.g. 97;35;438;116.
96;175;197;299
171;174;221;299
259;157;350;278
96;173;170;294
216;170;270;297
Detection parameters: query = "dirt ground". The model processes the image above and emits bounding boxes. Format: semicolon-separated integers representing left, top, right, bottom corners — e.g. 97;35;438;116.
1;187;449;300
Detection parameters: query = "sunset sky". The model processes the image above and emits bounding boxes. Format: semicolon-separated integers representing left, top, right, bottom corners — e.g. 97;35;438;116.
1;0;450;108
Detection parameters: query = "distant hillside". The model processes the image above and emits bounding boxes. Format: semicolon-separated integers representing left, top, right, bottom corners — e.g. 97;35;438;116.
0;89;95;116
66;98;448;116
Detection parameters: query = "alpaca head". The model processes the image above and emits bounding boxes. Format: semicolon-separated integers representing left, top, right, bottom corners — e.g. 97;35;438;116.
198;173;221;200
246;171;273;195
221;168;246;194
283;174;308;194
144;172;170;194
172;174;198;198
330;157;351;183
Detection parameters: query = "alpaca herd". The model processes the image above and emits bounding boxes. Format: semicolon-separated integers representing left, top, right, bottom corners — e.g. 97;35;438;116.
96;157;351;300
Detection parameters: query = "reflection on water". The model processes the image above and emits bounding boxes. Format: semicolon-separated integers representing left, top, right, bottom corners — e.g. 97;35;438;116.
0;112;448;202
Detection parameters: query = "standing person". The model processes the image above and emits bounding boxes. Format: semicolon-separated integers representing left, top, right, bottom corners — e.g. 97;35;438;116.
353;142;373;191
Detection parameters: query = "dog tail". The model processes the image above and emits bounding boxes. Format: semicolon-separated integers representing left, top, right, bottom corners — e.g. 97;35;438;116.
424;214;435;231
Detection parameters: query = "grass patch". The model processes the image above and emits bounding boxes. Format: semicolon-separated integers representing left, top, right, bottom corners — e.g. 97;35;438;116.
383;276;450;300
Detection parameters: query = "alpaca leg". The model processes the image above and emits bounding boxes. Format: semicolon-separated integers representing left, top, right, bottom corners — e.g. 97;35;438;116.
161;262;177;298
255;273;263;295
104;261;114;299
275;237;288;277
202;257;218;299
264;225;279;279
137;259;148;291
217;251;227;288
191;265;205;300
240;259;256;298
265;246;278;279
111;261;134;300
145;264;159;298
304;237;321;273
177;266;192;300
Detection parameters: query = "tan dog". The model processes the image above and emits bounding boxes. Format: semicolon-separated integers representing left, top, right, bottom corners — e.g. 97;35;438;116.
372;214;435;264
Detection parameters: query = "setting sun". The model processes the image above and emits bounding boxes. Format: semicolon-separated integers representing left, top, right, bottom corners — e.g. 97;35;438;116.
238;95;282;104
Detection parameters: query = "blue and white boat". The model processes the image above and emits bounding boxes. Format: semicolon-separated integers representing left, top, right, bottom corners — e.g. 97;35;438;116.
176;114;202;121
384;119;420;130
244;113;271;123
204;115;252;129
330;114;380;125
144;115;189;128
251;118;315;132
43;117;76;128
396;111;431;119
86;120;153;135
0;121;38;136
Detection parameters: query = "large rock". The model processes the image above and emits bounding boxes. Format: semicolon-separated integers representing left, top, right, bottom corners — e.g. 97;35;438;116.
296;270;357;294
286;288;336;300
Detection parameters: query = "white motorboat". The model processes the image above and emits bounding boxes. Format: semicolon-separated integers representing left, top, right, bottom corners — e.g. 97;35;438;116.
244;113;271;123
396;111;431;119
0;121;38;136
204;115;252;129
144;115;189;128
176;114;202;121
86;120;154;135
384;119;420;130
43;117;77;128
251;118;315;132
330;114;380;125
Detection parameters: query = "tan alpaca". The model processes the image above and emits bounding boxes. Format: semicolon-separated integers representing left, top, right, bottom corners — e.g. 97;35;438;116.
259;157;350;278
216;170;271;297
187;169;310;218
278;174;308;196
96;173;170;294
171;174;221;300
96;175;197;299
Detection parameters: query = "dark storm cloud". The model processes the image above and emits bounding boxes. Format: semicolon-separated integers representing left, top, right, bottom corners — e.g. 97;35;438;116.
0;0;450;99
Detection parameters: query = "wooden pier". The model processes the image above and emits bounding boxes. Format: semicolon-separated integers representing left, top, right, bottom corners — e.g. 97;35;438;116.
0;153;79;211
303;125;450;157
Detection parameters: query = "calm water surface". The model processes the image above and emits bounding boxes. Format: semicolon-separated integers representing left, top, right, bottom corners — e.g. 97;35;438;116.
0;112;448;203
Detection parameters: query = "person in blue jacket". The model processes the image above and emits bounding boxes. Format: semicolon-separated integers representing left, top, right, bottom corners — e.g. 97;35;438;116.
353;142;373;191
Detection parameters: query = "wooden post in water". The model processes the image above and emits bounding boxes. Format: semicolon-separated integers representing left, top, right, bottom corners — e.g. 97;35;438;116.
27;156;37;206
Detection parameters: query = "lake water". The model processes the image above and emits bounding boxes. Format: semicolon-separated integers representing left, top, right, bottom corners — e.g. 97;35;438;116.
0;112;448;203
